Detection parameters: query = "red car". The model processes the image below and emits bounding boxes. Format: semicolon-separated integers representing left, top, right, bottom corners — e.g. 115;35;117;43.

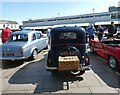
90;37;120;70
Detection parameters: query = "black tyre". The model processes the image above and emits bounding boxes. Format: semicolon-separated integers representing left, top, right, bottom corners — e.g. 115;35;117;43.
108;56;118;70
47;51;52;67
44;45;48;49
71;70;85;76
31;49;38;60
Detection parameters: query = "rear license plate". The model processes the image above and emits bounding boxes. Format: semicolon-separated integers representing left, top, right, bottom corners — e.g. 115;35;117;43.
2;53;14;56
7;53;14;56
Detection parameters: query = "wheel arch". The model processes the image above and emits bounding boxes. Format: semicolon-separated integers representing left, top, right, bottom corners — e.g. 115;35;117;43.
30;47;38;55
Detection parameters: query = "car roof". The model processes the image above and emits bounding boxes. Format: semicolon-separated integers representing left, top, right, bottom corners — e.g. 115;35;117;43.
11;30;40;35
51;26;85;34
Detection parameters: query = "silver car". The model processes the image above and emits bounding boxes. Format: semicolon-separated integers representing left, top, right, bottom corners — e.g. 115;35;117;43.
0;30;48;61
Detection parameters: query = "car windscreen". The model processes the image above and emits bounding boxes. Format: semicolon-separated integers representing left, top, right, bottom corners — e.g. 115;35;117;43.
8;34;28;42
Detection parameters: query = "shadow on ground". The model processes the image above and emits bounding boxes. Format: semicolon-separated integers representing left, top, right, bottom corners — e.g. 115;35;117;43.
1;60;24;69
7;50;120;93
8;51;84;93
88;52;120;88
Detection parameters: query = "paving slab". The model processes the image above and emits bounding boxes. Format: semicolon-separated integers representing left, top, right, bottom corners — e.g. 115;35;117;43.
2;78;11;92
66;87;92;93
1;49;120;94
90;86;118;93
6;84;36;92
77;73;102;87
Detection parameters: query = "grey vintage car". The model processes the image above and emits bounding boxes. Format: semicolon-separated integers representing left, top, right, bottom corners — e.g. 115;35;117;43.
0;30;48;61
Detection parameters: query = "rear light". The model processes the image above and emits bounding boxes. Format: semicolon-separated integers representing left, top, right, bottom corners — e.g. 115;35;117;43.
85;58;89;63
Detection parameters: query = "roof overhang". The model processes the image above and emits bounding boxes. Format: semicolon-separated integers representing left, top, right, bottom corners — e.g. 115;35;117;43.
95;21;120;25
53;23;90;28
23;26;53;29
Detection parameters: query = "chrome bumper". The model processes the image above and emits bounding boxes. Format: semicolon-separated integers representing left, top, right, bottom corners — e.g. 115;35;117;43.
46;64;91;71
0;56;26;61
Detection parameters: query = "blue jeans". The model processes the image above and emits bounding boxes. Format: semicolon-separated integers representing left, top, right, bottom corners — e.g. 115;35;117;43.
89;35;94;42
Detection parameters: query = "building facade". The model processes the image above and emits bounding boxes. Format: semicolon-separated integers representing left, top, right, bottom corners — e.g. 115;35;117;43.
109;6;120;12
22;6;120;28
0;20;19;31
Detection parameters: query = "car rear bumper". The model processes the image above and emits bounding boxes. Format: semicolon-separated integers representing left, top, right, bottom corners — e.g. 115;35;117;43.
0;56;26;61
46;64;91;71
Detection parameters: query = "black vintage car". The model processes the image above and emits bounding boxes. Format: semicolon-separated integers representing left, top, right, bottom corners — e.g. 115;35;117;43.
46;26;90;76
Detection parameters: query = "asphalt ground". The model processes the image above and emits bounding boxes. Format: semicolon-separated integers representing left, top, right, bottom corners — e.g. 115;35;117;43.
0;47;120;94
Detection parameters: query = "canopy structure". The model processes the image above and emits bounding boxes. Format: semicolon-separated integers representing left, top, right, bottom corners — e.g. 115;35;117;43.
23;25;53;30
53;23;90;28
95;21;120;25
23;23;90;30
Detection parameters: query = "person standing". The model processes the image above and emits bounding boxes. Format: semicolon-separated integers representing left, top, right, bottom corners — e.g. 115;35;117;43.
1;26;11;43
97;25;104;42
108;21;117;37
86;24;96;42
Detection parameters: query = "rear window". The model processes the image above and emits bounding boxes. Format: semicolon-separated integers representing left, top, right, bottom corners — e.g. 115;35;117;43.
59;32;76;40
10;34;28;42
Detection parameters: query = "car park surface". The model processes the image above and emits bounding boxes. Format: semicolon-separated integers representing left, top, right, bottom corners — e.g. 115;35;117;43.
0;48;120;94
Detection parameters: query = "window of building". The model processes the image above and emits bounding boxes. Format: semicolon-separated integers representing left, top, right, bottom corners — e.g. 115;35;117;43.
95;14;110;17
3;24;5;28
14;25;16;28
11;25;13;28
111;13;117;19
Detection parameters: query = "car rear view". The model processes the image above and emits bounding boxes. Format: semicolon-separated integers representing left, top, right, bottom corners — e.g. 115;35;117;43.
46;26;90;76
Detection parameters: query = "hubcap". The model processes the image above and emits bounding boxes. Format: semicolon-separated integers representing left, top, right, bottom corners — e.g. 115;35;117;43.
109;57;116;68
33;50;37;59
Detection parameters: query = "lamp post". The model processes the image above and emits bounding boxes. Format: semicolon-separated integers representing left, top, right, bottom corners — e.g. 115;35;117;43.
92;8;95;24
58;13;60;17
58;13;60;24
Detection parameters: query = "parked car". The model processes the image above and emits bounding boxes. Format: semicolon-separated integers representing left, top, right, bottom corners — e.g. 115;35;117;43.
90;34;120;70
0;30;48;61
46;26;90;76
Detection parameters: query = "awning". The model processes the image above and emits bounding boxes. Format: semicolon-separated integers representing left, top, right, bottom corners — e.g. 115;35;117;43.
53;23;90;28
23;26;53;29
95;21;120;25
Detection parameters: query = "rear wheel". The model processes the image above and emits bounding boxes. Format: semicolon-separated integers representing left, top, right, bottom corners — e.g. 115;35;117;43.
44;45;48;49
47;51;52;67
31;49;38;60
71;70;85;76
108;56;118;70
